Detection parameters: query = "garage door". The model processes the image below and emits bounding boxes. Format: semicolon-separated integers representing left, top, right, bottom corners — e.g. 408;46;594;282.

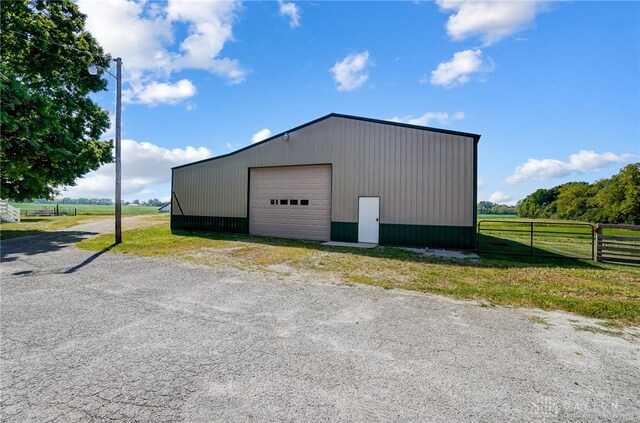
250;165;331;241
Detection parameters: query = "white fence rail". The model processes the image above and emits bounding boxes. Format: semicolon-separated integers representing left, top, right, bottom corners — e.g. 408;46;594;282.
0;200;21;222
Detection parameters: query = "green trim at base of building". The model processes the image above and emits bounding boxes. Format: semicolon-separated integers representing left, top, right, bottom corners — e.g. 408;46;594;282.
171;216;473;249
171;215;248;234
331;221;474;249
330;222;359;242
380;223;474;249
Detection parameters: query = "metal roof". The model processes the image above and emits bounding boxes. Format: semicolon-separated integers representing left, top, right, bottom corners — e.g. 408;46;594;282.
172;112;481;170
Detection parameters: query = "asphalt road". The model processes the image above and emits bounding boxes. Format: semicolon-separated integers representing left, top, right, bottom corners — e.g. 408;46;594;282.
1;223;639;422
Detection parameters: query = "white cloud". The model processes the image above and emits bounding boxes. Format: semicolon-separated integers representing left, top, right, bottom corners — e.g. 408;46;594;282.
506;150;634;184
330;51;370;91
166;0;245;82
436;0;547;45
278;0;301;28
252;129;272;143
102;112;117;138
77;0;174;71
77;0;246;106
388;111;465;127
489;191;512;204
477;177;487;190
431;49;492;87
206;57;247;85
130;79;197;105
59;140;212;199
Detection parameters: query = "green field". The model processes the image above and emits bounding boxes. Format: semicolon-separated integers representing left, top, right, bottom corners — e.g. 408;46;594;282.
10;202;161;216
477;214;519;220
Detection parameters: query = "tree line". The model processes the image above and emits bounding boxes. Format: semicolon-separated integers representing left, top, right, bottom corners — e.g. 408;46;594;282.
515;163;640;224
478;201;517;215
33;198;113;205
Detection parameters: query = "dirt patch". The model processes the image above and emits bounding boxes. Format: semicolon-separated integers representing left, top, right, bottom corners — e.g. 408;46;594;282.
400;247;480;261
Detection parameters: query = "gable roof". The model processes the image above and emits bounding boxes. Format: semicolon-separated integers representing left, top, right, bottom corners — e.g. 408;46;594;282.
172;112;481;170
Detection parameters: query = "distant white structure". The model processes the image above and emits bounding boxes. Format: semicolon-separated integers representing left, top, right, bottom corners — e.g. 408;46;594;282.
158;202;171;213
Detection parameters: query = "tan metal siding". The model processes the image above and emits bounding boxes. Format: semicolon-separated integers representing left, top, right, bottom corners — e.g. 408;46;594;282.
173;116;475;227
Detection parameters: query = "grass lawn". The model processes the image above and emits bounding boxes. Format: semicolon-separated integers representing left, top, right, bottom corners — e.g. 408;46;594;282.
77;223;640;326
0;215;111;240
10;202;161;215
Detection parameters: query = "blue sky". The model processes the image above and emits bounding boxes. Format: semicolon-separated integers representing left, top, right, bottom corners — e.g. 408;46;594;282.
65;0;640;204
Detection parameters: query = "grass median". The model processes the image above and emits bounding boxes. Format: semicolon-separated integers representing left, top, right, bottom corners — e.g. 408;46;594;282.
76;223;640;326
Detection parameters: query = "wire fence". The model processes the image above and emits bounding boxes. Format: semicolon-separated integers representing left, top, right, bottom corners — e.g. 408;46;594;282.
477;220;595;260
23;205;77;217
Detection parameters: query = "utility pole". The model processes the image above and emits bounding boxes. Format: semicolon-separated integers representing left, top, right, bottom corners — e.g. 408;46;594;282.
115;57;122;244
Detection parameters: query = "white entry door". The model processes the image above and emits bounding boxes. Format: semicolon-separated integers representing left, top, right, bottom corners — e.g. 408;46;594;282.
358;197;379;244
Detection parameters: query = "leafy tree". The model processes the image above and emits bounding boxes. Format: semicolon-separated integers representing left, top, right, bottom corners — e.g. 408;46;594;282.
516;187;558;218
593;163;640;224
145;198;164;207
516;163;640;223
1;0;112;201
555;182;589;220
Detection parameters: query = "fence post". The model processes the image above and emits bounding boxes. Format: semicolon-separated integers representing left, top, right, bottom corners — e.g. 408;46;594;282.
530;222;534;256
591;225;595;261
595;224;602;262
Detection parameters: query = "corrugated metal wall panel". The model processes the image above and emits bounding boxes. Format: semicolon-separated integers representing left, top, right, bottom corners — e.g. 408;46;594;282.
249;165;331;241
172;116;475;227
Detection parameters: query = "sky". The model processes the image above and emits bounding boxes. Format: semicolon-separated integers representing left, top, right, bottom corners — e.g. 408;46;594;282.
62;0;640;205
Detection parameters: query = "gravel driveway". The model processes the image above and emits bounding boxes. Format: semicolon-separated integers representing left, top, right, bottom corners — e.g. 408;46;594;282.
1;220;639;422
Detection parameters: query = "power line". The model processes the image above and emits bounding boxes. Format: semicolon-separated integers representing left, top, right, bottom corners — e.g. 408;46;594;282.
121;62;129;81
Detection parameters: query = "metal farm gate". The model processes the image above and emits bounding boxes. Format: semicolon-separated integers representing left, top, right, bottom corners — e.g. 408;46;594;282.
477;220;595;260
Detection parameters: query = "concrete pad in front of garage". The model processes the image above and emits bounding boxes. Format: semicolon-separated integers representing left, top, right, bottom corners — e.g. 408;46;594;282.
1;230;639;422
322;241;378;248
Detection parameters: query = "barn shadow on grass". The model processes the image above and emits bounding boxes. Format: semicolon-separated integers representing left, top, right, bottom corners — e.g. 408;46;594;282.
170;229;602;270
